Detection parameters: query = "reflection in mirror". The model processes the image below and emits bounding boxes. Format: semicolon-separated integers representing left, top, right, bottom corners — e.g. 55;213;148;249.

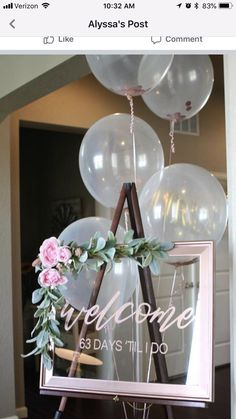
53;259;200;386
41;242;214;403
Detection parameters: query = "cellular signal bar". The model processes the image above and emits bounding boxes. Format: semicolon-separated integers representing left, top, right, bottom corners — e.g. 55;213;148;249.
3;3;13;8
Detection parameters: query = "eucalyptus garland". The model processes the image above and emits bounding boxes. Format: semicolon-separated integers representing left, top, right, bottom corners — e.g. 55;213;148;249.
23;230;173;369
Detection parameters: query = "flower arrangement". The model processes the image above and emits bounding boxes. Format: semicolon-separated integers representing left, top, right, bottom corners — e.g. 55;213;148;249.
23;230;173;369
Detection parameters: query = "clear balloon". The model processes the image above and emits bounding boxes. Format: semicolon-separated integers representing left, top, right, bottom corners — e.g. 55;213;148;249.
86;55;173;96
58;217;137;312
79;113;164;208
140;164;228;245
142;55;214;122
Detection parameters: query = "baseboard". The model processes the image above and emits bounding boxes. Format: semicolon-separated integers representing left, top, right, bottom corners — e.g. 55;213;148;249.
2;416;18;419
16;406;28;418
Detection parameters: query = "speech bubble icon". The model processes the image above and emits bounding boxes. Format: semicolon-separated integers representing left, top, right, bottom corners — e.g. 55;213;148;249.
151;36;162;44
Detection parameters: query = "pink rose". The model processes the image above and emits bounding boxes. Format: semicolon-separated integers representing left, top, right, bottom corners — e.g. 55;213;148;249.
57;246;72;264
39;268;68;288
39;237;59;268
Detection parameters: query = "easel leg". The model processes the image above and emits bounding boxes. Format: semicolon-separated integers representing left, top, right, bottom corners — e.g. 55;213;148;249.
125;183;174;419
54;186;127;418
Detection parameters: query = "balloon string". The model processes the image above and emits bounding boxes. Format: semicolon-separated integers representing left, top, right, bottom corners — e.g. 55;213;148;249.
132;132;137;184
127;94;137;184
168;119;176;166
124;208;130;232
127;94;134;134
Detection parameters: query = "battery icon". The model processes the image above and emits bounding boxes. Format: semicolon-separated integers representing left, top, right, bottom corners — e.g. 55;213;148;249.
218;2;233;7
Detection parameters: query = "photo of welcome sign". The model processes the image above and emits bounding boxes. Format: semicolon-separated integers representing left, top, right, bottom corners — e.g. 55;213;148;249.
39;241;214;405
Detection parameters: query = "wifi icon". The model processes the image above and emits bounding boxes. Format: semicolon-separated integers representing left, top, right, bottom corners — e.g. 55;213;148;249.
42;2;50;8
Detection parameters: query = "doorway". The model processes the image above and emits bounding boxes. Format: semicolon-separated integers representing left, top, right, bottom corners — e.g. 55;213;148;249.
20;123;95;373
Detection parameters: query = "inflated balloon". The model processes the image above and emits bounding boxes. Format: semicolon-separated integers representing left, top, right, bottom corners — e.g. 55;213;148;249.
142;55;214;122
86;55;173;96
59;217;137;312
79;113;164;208
140;164;227;245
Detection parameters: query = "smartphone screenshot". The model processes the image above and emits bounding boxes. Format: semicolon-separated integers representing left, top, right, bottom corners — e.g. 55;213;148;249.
0;2;235;419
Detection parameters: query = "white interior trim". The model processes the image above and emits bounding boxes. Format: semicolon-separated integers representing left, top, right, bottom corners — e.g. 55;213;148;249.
224;54;236;419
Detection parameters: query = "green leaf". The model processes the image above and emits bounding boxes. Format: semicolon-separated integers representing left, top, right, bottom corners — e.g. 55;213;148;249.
34;308;44;318
159;250;169;258
42;353;53;370
86;259;101;271
133;239;146;252
57;284;67;292
71;263;83;275
79;251;88;263
105;261;113;275
160;242;174;251
50;321;60;337
124;247;134;256
69;240;78;248
106;247;116;260
35;265;41;273
151;250;162;258
48;291;60;301
148;238;159;246
95;237;106;252
21;346;40;358
136;260;143;268
38;297;50;309
26;335;38;343
34;348;44;355
32;288;44;304
81;238;93;250
54;297;65;309
42;317;49;326
36;330;49;348
53;337;64;347
96;252;109;262
93;231;101;240
54;303;63;310
108;231;115;241
31;317;43;335
149;258;160;276
143;252;152;267
129;238;142;246
124;230;134;244
97;260;105;267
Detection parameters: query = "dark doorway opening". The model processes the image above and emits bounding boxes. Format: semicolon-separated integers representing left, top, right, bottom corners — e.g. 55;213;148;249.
19;124;96;414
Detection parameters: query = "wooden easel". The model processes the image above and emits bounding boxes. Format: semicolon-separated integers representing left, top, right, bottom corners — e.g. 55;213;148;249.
53;183;174;419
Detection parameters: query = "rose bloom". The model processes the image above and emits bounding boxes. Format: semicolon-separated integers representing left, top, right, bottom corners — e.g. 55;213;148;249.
39;237;59;268
39;268;68;288
57;246;72;264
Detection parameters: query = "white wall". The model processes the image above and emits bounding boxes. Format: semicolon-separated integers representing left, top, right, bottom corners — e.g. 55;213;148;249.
0;56;71;98
0;55;90;119
224;54;236;419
